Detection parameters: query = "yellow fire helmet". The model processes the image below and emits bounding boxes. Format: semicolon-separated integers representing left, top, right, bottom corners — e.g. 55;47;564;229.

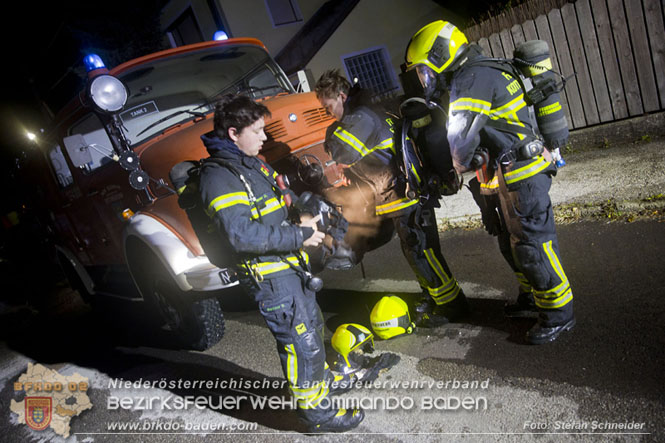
332;323;374;366
405;20;469;74
370;295;415;339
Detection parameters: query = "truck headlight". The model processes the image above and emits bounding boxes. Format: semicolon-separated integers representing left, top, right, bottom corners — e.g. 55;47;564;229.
88;74;128;113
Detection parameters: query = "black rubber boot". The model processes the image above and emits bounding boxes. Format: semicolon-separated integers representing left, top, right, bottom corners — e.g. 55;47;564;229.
504;292;538;318
308;408;365;433
416;292;470;327
526;318;576;344
433;291;471;322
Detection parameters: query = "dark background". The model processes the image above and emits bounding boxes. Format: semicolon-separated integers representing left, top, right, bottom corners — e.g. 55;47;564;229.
0;0;511;158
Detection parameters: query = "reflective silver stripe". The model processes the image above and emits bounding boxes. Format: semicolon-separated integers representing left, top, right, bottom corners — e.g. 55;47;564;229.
334;127;370;157
504;156;549;184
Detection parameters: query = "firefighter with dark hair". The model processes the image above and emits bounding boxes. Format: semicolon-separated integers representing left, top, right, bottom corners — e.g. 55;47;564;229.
405;21;575;344
198;94;364;432
315;69;470;327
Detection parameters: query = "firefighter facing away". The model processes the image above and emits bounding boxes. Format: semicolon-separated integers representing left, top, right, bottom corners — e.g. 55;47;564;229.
315;69;470;326
405;21;575;344
198;95;364;432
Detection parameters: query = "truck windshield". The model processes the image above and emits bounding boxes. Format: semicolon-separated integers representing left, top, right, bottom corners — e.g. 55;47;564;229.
117;44;293;146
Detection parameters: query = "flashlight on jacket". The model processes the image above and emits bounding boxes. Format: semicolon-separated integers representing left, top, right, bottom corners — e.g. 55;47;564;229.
275;174;292;207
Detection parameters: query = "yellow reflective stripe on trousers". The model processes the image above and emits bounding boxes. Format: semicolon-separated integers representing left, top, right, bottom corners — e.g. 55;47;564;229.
294;381;330;409
534;240;573;309
424;248;461;304
450;97;491;116
375;197;419;216
209;192;250;212
285;344;298;386
504;155;550;185
515;272;533;293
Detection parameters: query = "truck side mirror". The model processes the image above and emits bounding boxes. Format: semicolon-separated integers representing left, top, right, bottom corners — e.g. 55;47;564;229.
63;134;93;168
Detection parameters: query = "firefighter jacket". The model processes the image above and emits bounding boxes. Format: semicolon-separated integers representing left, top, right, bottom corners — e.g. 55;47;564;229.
446;46;555;192
199;134;312;280
324;86;419;218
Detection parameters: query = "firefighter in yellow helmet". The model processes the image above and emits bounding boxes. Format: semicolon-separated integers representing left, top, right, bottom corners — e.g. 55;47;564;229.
315;69;470;327
405;21;575;344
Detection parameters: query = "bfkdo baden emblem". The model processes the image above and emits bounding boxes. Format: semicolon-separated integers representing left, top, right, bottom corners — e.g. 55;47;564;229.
25;397;52;431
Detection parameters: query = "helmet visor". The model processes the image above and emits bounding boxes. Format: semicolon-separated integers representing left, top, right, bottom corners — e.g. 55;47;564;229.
416;65;437;98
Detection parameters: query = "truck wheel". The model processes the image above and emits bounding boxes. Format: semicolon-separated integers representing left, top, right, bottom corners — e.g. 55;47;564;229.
133;256;225;351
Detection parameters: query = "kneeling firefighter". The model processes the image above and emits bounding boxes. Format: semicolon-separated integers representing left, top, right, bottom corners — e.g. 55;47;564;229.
404;21;575;344
315;69;470;327
198;94;363;432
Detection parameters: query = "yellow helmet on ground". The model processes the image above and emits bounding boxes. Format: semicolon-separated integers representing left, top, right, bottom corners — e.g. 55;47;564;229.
370;295;415;339
331;323;374;374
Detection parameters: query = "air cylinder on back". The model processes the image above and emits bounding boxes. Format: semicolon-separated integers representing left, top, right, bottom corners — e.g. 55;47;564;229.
514;40;569;151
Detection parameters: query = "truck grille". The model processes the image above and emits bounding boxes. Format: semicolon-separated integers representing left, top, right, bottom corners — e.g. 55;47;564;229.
264;119;287;140
303;107;334;127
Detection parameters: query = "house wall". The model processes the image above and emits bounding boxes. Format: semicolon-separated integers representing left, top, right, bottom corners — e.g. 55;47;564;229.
161;0;327;55
306;0;453;88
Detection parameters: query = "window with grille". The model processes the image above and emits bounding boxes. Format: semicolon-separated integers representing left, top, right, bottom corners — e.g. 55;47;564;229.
265;0;303;27
166;7;203;47
342;47;399;98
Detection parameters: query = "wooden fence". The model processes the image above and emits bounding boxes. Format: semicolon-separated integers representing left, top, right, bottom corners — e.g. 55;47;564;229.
468;0;665;131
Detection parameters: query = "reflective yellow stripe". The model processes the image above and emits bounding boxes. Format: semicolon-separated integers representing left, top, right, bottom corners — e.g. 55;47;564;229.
490;94;528;140
258;197;286;217
524;58;552;76
374;137;396;155
504;155;550;185
534;241;573;309
410;164;422;184
238;252;308;277
450;97;492;116
537;102;562;117
209;192;250;212
375;197;419;216
424;248;461;305
334;127;370;157
176;185;187;195
480;176;499;189
515;272;533;293
285;344;298;386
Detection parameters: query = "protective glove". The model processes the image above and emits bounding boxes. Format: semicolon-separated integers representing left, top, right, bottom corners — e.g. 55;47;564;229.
467;177;501;236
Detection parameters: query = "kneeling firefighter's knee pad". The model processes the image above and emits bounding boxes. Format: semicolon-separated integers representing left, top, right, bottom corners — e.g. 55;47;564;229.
514;242;549;290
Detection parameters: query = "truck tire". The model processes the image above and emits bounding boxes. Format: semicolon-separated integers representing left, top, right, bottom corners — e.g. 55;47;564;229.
131;252;225;351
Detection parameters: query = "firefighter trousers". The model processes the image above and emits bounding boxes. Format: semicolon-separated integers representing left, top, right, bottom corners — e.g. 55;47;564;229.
393;206;463;306
492;171;574;326
241;273;336;424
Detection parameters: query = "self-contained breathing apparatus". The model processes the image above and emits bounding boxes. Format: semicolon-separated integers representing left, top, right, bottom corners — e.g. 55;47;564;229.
391;68;462;211
169;158;349;292
464;40;571;171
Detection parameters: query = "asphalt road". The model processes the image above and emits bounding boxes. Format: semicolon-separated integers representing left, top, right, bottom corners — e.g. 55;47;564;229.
1;219;664;442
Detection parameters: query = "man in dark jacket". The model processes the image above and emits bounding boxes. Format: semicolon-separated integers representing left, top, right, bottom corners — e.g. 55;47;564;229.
405;20;575;344
315;70;469;326
198;95;363;432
